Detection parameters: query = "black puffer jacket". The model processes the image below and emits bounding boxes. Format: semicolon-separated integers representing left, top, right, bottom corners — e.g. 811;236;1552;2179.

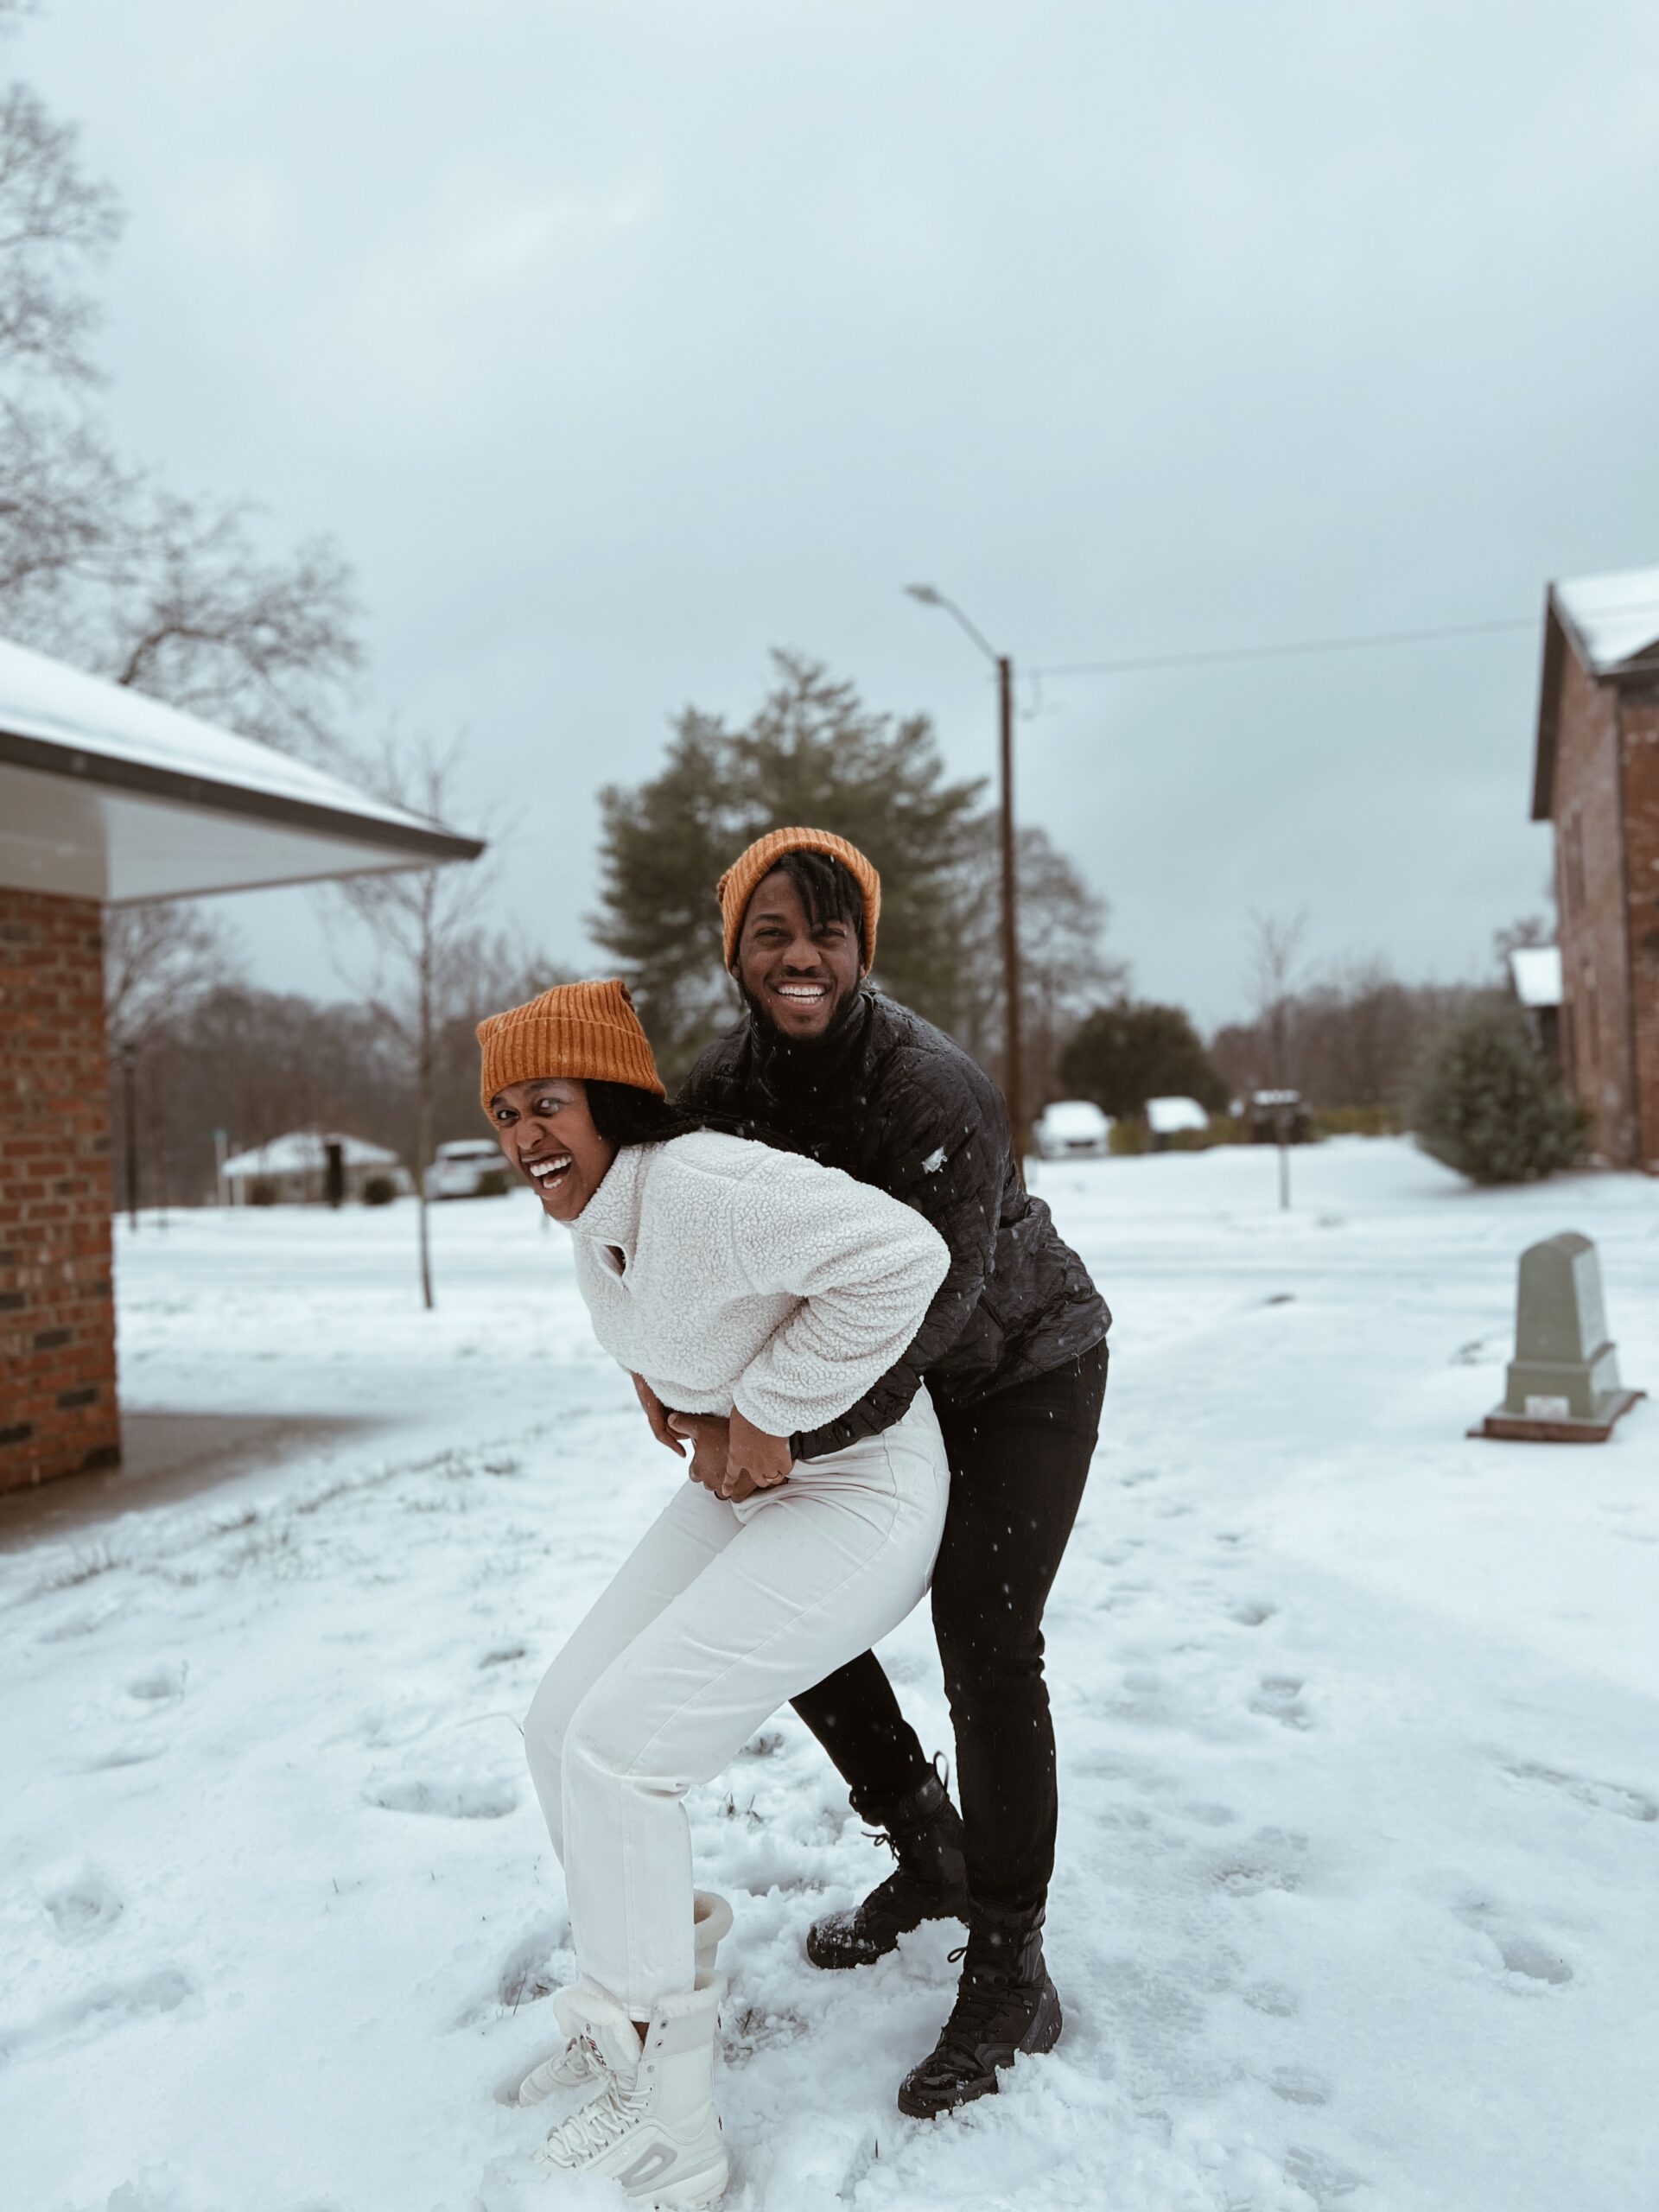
679;988;1110;1461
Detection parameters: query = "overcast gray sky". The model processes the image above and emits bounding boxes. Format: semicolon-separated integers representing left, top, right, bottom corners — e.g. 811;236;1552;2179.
22;1;1659;1027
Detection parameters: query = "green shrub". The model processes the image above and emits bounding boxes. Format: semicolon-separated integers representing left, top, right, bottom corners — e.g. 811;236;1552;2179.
1159;1125;1215;1153
246;1179;277;1207
1409;1006;1588;1185
360;1174;397;1206
475;1167;509;1198
1109;1119;1150;1155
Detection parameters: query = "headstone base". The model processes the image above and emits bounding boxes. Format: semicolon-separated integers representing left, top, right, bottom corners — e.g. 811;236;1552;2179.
1470;1389;1645;1444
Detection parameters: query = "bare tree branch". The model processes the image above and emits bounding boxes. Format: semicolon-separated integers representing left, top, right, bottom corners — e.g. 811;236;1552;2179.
0;79;121;384
330;735;493;1308
103;902;240;1052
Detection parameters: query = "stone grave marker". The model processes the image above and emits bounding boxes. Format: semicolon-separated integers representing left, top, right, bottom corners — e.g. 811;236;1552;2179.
1473;1231;1643;1442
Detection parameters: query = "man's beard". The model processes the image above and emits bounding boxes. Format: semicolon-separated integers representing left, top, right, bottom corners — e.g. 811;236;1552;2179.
740;980;863;1058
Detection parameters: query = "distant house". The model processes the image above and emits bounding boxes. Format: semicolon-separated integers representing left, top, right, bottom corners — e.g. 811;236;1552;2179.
1532;568;1659;1170
0;635;483;1492
221;1132;411;1205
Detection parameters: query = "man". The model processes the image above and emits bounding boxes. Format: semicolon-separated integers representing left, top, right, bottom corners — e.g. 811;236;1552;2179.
632;826;1109;2118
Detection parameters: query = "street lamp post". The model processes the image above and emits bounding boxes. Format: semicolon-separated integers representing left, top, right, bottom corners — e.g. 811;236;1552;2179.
906;585;1026;1161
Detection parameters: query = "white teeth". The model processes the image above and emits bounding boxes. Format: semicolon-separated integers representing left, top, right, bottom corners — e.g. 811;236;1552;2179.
777;984;828;999
529;1155;572;1180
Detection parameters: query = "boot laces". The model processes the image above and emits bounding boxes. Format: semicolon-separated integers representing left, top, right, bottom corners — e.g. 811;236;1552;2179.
932;1945;1019;2067
537;2067;654;2164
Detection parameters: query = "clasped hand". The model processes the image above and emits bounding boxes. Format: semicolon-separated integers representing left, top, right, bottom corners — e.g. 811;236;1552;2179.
630;1373;791;1502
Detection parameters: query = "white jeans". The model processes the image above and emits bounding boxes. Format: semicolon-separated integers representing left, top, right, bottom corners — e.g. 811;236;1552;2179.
524;1389;950;2014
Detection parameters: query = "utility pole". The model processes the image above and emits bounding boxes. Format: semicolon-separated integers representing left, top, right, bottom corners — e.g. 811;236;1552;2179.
906;585;1027;1161
996;653;1025;1160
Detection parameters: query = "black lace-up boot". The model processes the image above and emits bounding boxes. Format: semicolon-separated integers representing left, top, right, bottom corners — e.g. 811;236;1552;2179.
805;1766;969;1970
896;1903;1062;2117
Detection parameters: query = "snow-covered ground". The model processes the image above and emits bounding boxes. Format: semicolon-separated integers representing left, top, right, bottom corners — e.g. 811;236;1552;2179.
3;1140;1656;2212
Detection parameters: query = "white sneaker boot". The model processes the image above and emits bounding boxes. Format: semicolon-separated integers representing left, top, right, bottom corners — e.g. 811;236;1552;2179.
515;1892;733;2107
534;1974;728;2207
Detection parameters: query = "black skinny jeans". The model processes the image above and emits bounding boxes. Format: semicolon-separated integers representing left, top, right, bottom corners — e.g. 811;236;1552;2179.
791;1340;1109;1916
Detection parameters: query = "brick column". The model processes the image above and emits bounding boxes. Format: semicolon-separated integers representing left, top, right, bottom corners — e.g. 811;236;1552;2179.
0;887;120;1490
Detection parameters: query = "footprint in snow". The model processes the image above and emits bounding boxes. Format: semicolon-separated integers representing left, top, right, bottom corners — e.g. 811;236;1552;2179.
1284;2144;1367;2205
42;1872;124;1944
1501;1759;1657;1823
367;1776;518;1819
1240;1980;1300;2017
0;1967;194;2063
78;1742;168;1773
1229;1599;1278;1628
124;1662;187;1705
1249;1675;1312;1729
1454;1901;1573;1988
1211;1827;1310;1897
1268;2063;1332;2107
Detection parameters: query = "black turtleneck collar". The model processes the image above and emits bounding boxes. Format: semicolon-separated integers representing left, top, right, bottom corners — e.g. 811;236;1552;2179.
742;985;876;1120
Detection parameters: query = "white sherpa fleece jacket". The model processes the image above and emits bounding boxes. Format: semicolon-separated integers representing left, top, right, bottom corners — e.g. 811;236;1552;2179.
565;1131;950;1439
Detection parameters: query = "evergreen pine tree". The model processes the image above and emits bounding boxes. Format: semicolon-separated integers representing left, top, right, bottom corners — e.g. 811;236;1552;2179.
1058;1001;1227;1121
1409;1003;1588;1185
592;653;985;1079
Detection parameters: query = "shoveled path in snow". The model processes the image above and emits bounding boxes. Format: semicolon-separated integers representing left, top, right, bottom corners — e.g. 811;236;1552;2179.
3;1141;1656;2212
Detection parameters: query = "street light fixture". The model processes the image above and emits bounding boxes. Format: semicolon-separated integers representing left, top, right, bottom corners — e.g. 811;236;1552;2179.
905;584;1026;1162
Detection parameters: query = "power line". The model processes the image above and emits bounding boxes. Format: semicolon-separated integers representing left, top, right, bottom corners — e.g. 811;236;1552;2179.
1032;612;1541;681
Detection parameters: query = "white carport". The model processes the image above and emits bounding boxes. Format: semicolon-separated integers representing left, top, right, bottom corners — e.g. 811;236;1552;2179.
0;635;485;1494
0;635;482;900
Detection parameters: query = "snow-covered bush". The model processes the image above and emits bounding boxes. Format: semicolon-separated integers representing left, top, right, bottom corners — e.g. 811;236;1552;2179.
1409;1004;1588;1185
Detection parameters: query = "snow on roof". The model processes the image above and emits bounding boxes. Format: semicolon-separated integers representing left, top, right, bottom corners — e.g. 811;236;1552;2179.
1510;944;1562;1008
1146;1095;1210;1135
1550;566;1659;676
222;1131;401;1178
0;633;484;901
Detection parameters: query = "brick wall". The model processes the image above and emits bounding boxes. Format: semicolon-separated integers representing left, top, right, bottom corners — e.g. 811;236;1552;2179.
1623;694;1659;1171
1552;648;1638;1163
0;886;120;1491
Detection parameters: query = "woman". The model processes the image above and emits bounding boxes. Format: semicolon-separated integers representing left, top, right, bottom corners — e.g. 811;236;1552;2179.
478;977;950;2204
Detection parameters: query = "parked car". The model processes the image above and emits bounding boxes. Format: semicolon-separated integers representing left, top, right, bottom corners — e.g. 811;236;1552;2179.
428;1137;509;1198
1034;1099;1113;1160
1248;1089;1313;1144
1145;1095;1211;1142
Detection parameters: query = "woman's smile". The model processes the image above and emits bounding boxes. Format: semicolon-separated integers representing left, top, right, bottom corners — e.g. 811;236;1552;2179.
524;1149;575;1196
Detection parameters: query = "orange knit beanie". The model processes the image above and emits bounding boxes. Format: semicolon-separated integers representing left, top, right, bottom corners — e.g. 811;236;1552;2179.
715;827;881;969
476;978;665;1111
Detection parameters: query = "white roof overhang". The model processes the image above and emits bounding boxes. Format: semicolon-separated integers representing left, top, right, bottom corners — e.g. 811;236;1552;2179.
0;636;483;903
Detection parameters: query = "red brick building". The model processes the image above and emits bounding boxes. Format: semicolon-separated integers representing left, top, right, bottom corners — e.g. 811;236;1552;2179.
1533;565;1659;1171
1;637;482;1492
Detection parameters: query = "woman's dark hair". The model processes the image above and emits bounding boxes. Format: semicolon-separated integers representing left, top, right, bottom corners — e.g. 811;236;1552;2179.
768;849;867;957
586;1078;774;1151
